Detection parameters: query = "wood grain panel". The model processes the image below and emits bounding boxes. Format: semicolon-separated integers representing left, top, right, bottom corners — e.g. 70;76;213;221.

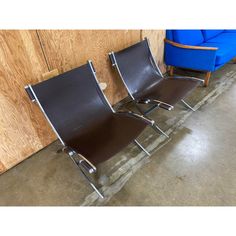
0;30;55;172
0;30;166;172
141;30;166;73
0;161;6;174
37;30;141;104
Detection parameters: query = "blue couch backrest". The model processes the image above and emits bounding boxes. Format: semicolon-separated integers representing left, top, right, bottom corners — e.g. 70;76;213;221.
166;30;204;46
201;30;224;41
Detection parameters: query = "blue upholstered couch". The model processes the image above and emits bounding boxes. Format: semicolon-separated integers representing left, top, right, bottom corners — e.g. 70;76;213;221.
164;30;236;86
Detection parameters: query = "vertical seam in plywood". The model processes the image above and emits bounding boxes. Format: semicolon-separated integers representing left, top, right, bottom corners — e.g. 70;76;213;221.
140;30;143;41
36;30;50;71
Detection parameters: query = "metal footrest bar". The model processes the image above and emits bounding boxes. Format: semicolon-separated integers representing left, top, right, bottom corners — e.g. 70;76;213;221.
134;139;151;156
152;123;169;138
181;99;195;112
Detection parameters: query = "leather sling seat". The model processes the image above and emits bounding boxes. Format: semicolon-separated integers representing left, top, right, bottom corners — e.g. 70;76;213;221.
25;61;153;166
109;39;203;111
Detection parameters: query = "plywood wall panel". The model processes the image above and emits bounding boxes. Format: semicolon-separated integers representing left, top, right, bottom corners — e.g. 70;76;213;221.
0;30;55;172
0;30;166;172
141;30;166;73
0;161;6;174
37;30;141;104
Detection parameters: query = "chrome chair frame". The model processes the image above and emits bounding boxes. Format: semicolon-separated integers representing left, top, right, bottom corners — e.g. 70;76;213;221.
109;38;204;138
25;60;154;199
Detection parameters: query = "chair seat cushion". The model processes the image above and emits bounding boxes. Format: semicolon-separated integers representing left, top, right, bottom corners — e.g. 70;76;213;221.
201;30;224;41
135;77;201;106
67;113;147;165
200;42;236;65
206;33;236;45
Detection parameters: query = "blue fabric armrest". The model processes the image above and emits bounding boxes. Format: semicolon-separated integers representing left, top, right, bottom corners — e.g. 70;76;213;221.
164;42;217;71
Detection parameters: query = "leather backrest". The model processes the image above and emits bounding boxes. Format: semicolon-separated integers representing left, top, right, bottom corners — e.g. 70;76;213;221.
113;39;162;99
201;30;224;41
172;30;204;45
31;62;113;144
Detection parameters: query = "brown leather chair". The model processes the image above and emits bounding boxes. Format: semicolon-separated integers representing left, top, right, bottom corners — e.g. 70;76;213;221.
109;38;204;138
25;61;154;198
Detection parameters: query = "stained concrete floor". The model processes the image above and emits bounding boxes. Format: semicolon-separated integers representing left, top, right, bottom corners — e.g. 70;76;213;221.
0;63;236;206
107;81;236;206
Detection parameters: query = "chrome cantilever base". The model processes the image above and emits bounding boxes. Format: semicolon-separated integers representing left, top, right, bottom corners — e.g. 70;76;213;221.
134;139;151;156
181;99;195;112
134;103;170;138
68;152;104;199
153;124;169;138
66;139;151;199
78;164;104;199
80;139;151;198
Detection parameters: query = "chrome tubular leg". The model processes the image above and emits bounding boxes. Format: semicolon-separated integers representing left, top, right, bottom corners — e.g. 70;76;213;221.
78;166;104;199
135;103;169;138
181;99;195;112
152;123;169;138
68;154;104;199
134;139;151;156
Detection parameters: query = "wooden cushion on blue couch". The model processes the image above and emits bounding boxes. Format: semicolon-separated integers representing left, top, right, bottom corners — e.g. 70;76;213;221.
165;30;236;86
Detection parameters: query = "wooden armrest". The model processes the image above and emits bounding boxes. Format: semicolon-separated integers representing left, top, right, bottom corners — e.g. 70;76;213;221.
164;39;218;51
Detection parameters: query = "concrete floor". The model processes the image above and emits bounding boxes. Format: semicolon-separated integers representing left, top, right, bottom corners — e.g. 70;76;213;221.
107;81;236;205
0;63;236;206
